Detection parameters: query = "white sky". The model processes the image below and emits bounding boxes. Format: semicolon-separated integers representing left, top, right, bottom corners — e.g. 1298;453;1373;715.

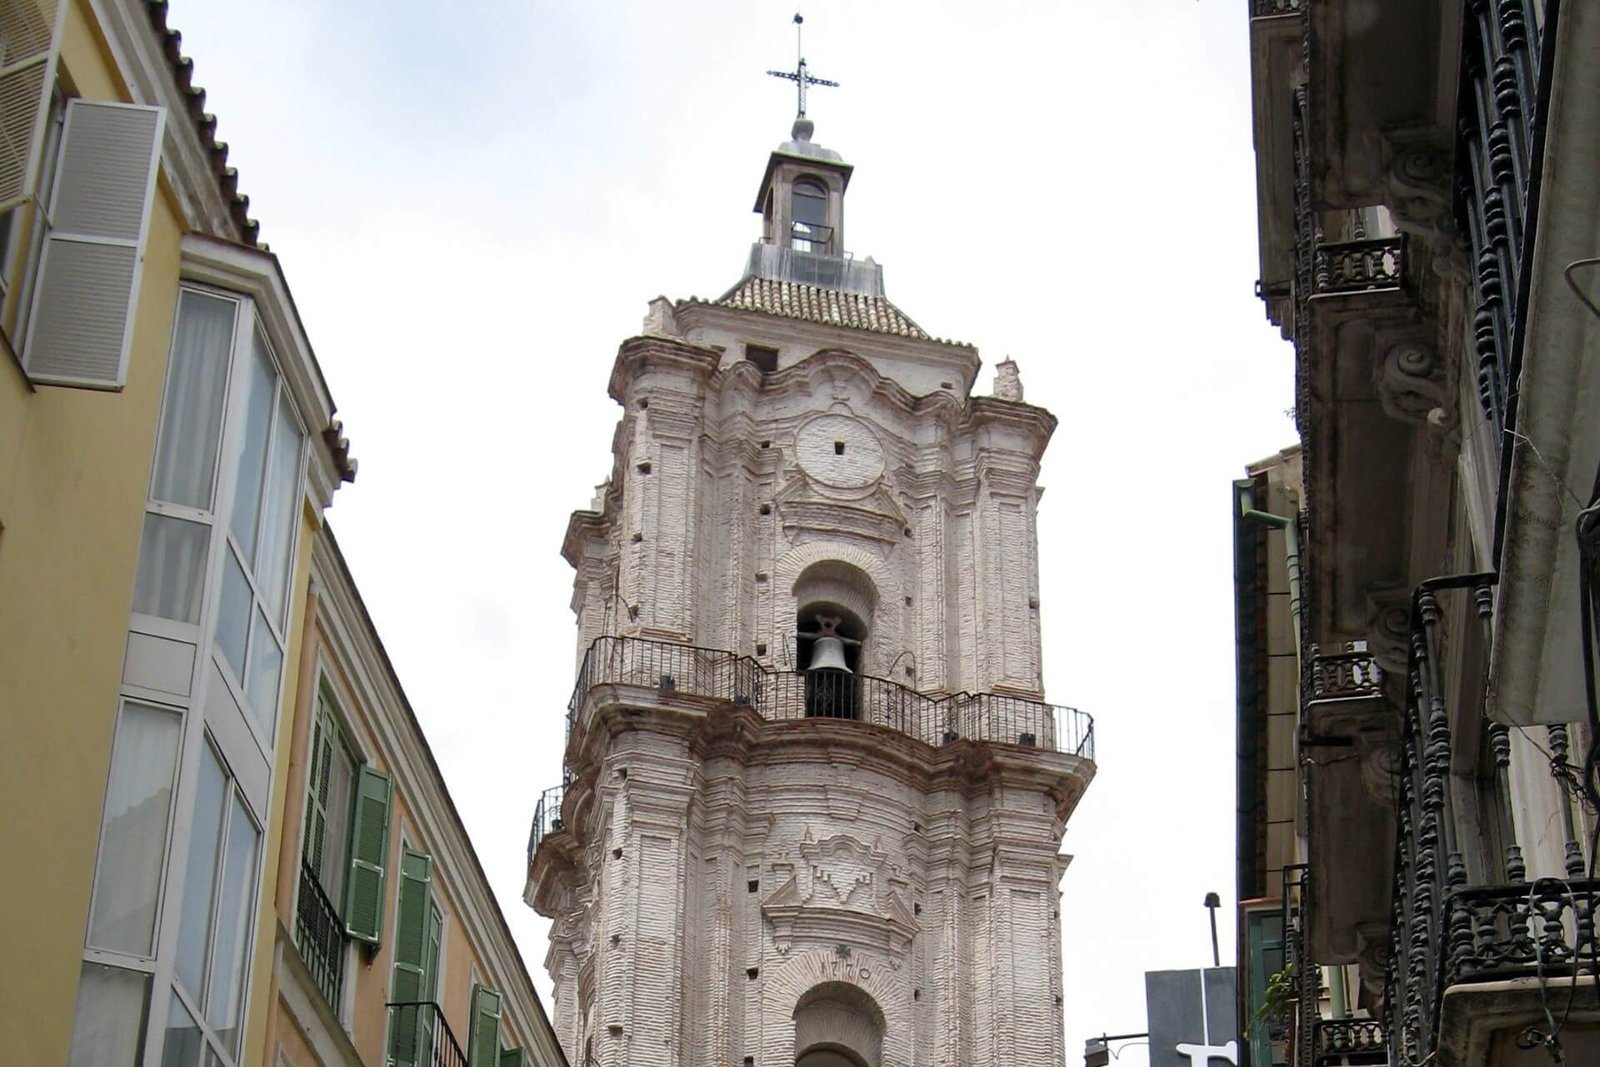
167;2;1295;1062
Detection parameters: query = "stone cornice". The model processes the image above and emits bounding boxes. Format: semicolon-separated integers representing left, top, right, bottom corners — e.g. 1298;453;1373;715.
673;301;982;391
606;334;723;405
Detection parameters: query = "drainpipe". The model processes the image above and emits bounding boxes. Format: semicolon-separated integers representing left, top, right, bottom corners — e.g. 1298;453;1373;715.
1236;479;1303;682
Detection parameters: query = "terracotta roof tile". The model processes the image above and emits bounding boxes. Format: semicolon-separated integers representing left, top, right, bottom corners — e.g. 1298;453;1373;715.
710;275;932;340
145;1;259;246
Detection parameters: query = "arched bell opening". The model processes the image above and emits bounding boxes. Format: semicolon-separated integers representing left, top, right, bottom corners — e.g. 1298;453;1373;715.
792;560;877;720
793;982;884;1067
797;603;864;720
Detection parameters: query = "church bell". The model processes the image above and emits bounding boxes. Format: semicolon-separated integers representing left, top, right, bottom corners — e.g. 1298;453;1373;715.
807;635;852;673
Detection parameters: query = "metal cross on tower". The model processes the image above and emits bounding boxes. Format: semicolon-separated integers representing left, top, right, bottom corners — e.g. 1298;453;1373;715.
766;13;838;119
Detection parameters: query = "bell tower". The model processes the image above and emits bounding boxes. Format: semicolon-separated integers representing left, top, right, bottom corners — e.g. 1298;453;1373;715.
525;88;1097;1067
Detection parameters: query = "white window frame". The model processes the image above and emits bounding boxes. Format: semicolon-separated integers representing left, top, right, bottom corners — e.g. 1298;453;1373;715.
141;729;265;1067
130;283;308;763
74;273;318;1066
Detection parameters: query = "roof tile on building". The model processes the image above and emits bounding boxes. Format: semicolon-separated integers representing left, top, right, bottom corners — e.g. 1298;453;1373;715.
709;275;932;340
145;1;259;246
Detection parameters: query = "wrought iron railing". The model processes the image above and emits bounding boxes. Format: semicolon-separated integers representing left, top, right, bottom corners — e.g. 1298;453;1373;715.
1306;645;1383;701
1313;1018;1387;1065
1284;864;1320;1067
528;783;566;861
1458;0;1544;445
1249;0;1301;16
294;860;347;1010
387;1001;468;1067
1311;237;1406;296
1383;574;1600;1064
564;635;1094;759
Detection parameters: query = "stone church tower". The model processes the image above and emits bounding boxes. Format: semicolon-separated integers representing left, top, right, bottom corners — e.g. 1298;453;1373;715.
525;116;1096;1067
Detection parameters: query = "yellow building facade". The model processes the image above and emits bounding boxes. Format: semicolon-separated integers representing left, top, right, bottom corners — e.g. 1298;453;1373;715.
0;2;562;1064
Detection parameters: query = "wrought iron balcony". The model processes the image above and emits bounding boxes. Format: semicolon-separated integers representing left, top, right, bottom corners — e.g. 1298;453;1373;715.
564;635;1094;760
1313;1019;1387;1066
1459;0;1544;445
294;860;348;1010
1385;575;1600;1065
1249;0;1301;16
528;783;565;861
1310;237;1405;297
1306;644;1383;702
387;1001;468;1067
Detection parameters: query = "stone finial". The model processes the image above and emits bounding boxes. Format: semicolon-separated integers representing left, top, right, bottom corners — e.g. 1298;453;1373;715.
642;296;680;337
993;359;1024;402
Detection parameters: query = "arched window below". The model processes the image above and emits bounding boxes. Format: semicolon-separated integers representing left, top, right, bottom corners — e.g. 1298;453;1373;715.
793;982;884;1067
791;179;830;252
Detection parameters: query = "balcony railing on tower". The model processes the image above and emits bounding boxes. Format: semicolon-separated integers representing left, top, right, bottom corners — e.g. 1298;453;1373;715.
562;635;1094;759
1385;575;1600;1066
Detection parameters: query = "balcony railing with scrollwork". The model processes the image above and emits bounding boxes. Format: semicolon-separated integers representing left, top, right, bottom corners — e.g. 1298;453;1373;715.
1306;644;1384;701
1385;574;1600;1066
294;860;347;1010
1311;238;1405;296
564;635;1094;759
1313;1018;1387;1065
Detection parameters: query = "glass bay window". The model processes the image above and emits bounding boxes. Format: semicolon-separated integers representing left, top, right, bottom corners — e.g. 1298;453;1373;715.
72;281;314;1067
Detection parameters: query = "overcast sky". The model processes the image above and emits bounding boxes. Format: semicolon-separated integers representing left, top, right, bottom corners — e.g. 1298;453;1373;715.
167;2;1294;1061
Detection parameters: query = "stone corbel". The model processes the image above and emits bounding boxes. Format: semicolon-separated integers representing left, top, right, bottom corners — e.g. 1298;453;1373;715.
1355;922;1393;1003
1358;739;1401;806
1375;339;1452;432
1365;587;1414;678
1381;135;1454;244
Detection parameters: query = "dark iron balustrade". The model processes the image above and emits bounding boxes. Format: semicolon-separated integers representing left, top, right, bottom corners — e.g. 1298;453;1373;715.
1311;238;1405;297
1457;0;1544;444
1306;645;1383;701
1384;574;1600;1066
1284;864;1321;1067
563;634;1094;760
1313;1018;1387;1065
1249;0;1301;15
528;783;566;861
387;1001;468;1067
294;859;348;1011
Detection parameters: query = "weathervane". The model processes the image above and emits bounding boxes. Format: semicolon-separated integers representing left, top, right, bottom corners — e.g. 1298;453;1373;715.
767;13;838;119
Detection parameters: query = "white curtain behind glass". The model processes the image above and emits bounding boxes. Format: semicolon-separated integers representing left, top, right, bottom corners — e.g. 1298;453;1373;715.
86;703;181;956
151;292;235;510
67;963;151;1067
132;513;210;623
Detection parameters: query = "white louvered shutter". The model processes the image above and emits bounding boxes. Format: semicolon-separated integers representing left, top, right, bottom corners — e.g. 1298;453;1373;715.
24;100;164;388
0;0;63;212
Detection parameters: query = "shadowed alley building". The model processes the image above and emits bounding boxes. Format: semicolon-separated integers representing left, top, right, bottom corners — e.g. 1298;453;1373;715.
1235;2;1600;1066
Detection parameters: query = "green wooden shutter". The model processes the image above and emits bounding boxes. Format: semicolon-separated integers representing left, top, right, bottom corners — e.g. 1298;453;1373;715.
387;849;433;1067
499;1047;525;1067
467;984;503;1067
343;765;391;945
302;712;333;870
